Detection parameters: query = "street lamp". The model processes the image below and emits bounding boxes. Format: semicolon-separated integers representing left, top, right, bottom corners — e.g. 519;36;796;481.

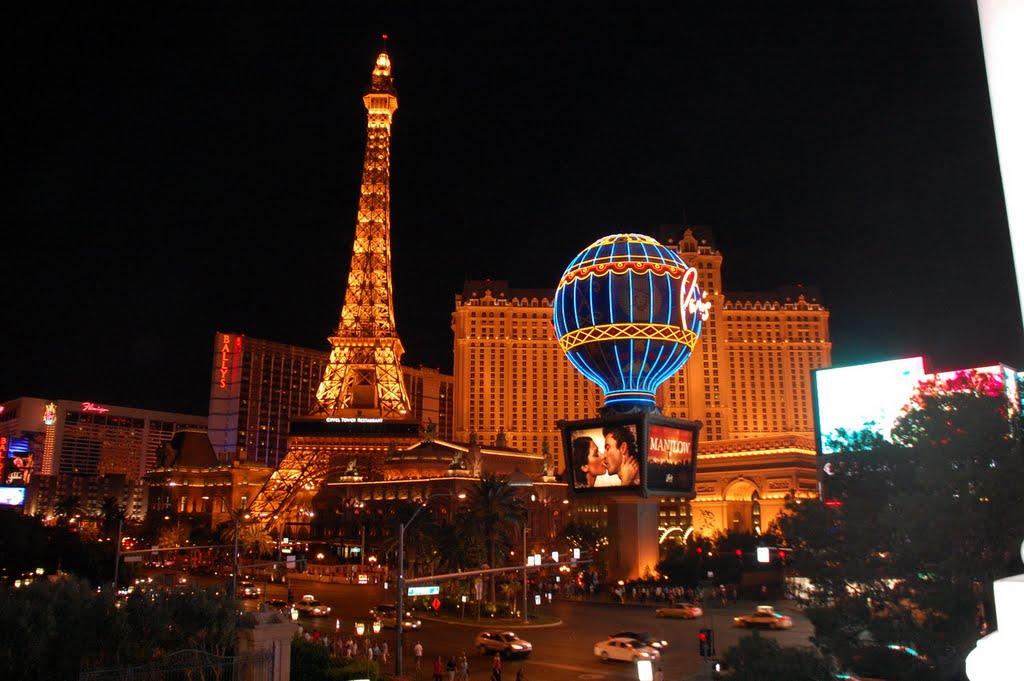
395;491;464;678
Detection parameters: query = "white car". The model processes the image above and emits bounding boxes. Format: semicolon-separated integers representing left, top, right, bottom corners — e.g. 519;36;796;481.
593;637;661;663
294;594;332;617
235;581;262;599
474;631;533;659
609;631;668;650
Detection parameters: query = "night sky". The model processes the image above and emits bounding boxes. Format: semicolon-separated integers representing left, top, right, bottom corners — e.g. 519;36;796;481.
8;2;1023;416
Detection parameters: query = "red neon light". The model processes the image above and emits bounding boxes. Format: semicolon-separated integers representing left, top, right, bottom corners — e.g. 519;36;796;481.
219;334;232;389
82;402;110;414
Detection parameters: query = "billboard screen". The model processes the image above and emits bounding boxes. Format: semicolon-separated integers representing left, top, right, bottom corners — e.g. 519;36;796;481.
0;486;26;506
560;412;701;498
812;356;927;455
2;436;34;486
813;357;1019;455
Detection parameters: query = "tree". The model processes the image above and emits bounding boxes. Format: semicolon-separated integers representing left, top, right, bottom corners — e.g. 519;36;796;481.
561;521;609;577
237;521;275;558
159;522;191;550
97;496;126;541
462;474;527;603
53;494;83;526
0;574;237;680
717;631;835;681
775;369;1024;680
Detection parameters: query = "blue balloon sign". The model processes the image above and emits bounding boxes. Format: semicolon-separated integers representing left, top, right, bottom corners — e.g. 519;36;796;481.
553;233;710;413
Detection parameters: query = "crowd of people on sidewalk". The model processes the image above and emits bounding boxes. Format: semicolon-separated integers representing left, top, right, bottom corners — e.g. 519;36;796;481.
421;646;469;681
296;630;534;680
411;644;527;681
295;624;390;664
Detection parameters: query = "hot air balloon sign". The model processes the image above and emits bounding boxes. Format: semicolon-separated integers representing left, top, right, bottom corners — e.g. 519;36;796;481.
553;233;710;413
554;233;707;498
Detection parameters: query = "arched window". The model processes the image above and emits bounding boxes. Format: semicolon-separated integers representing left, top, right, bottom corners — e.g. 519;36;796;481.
751;491;761;535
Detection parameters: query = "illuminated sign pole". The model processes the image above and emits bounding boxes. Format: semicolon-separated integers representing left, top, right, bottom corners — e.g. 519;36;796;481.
553;233;709;581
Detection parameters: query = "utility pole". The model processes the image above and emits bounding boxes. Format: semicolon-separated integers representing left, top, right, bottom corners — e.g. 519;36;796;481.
232;511;240;600
523;527;530;624
112;518;123;589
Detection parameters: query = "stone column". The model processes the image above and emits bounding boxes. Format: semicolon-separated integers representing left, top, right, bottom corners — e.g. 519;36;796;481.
607;498;660;582
236;609;299;681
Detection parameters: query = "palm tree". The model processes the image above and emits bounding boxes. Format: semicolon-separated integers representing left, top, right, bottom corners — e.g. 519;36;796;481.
379;500;444;580
98;496;126;540
462;474;527;603
237;522;275;559
158;522;190;549
53;494;82;526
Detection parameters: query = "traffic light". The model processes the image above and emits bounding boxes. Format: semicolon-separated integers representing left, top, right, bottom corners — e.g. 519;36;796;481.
698;628;715;657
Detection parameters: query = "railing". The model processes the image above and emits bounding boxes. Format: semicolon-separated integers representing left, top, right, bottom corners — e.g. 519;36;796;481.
79;648;274;681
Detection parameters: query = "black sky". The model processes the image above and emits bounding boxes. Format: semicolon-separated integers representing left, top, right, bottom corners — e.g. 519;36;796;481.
8;2;1023;415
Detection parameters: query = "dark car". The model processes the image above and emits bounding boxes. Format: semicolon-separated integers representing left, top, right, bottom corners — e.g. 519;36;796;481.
370;604;421;629
609;631;668;651
264;598;289;614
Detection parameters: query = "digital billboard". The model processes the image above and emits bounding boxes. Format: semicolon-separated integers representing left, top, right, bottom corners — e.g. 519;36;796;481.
0;486;26;506
813;356;1019;455
812;357;927;455
560;412;701;498
2;435;34;486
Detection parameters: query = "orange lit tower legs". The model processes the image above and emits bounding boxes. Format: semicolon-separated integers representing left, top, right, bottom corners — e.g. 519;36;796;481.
246;38;415;523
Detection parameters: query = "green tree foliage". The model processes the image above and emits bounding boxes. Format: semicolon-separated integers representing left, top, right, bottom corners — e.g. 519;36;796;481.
717;631;834;681
53;494;83;525
462;474;527;602
0;575;237;680
97;496;127;541
0;507;50;581
775;369;1024;680
560;520;609;576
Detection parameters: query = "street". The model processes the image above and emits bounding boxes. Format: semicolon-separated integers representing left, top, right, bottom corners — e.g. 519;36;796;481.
264;576;814;680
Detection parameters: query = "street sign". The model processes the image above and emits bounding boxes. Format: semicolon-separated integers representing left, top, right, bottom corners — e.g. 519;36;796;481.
407;585;440;596
124;555;142;562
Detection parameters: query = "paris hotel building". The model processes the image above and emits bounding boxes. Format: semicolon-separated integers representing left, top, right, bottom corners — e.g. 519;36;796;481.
204;224;829;539
453;224;829;537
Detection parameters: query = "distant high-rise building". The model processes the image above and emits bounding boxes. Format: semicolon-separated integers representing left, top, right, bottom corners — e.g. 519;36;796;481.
0;396;205;519
207;331;454;468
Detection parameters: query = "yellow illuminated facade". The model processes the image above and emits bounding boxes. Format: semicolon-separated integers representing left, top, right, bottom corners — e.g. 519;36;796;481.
452;225;831;536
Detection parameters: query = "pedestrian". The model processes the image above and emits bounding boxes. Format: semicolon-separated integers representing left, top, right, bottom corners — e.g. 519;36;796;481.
414;641;424;672
433;654;444;681
457;651;469;681
491;653;502;681
515;667;526;681
447;654;457;681
653;665;665;681
381;641;389;665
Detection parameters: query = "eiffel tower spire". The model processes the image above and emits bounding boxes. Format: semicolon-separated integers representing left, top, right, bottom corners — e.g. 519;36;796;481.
245;40;419;524
312;35;411;419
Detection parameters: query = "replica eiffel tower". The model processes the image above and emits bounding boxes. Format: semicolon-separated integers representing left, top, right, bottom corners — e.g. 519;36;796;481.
247;37;422;527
